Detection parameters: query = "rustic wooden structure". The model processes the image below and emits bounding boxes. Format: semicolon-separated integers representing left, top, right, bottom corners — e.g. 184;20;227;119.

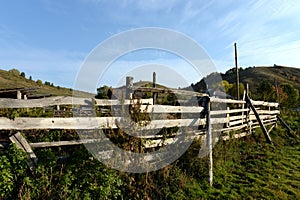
0;87;38;99
0;77;281;186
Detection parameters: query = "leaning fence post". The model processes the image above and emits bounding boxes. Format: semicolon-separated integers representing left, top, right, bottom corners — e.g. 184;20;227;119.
245;94;273;144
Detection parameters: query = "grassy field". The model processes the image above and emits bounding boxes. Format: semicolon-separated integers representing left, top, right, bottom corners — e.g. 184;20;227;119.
187;110;300;199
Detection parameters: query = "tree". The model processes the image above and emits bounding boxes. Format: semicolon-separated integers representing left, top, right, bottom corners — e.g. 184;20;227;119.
211;80;230;92
255;80;276;102
96;85;112;99
228;82;245;99
279;83;299;108
20;72;25;78
29;76;32;81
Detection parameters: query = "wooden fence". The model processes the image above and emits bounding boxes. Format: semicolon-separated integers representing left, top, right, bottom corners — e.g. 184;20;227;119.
0;86;280;185
0;95;278;143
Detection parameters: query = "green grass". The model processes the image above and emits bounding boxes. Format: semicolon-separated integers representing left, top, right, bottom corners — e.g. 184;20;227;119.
210;129;300;199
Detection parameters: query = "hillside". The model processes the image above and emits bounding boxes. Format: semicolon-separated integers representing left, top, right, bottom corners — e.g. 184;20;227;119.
0;69;94;98
191;65;300;93
223;65;300;92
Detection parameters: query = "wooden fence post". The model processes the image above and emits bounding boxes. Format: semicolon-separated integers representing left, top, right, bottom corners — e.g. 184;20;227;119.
226;107;230;128
204;96;213;186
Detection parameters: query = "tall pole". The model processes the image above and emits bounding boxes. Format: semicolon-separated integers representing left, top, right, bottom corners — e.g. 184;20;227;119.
206;97;213;186
234;43;240;100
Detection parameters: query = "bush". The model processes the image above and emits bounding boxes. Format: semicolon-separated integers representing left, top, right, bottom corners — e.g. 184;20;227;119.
36;80;43;86
8;68;20;76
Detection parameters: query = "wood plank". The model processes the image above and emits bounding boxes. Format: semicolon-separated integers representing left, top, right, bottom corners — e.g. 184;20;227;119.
0;97;154;109
251;100;279;107
139;104;204;113
0;117;121;130
30;138;107;148
229;115;247;122
210;97;246;104
0;96;91;108
216;124;248;132
0;116;228;130
249;115;277;121
132;86;208;97
252;121;277;129
210;108;249;115
9;132;37;170
229;119;246;127
94;98;153;106
143;135;199;148
255;110;280;115
135;129;206;139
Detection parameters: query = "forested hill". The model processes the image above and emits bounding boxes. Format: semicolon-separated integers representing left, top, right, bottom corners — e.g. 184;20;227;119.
190;65;300;93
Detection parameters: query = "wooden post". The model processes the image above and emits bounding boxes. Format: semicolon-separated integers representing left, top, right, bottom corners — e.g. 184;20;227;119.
241;90;246;124
245;85;251;134
153;72;157;105
126;76;133;99
234;43;240;100
205;96;213;186
245;94;273;144
274;79;280;109
17;90;22;100
226;107;230;128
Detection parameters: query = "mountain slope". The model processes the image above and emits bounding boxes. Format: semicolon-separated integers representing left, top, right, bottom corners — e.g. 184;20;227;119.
190;65;300;93
0;69;94;97
222;65;300;92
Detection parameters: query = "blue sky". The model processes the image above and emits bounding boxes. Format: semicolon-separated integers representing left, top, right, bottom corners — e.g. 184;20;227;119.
1;0;300;92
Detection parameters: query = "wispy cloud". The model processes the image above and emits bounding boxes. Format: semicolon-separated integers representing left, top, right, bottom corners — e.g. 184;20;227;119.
209;0;300;69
